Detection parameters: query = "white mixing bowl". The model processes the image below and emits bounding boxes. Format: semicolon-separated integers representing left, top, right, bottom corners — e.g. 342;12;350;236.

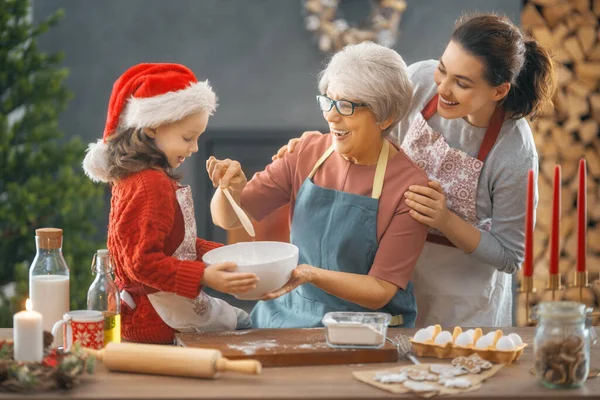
202;241;299;300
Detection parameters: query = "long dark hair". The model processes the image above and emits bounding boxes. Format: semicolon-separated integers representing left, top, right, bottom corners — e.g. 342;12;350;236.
105;127;181;182
451;13;557;120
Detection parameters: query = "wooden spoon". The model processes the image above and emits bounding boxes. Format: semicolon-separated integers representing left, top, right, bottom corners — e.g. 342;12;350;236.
222;187;255;238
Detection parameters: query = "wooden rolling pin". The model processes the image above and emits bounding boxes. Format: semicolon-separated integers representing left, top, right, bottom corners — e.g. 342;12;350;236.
84;342;261;378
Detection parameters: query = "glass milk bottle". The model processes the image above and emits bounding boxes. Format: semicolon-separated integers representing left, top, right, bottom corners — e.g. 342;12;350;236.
29;228;70;347
87;249;121;345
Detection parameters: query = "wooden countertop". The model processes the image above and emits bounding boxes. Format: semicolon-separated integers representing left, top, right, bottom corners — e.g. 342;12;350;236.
0;327;599;399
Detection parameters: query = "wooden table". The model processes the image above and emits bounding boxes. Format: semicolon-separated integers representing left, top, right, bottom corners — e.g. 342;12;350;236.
0;327;599;399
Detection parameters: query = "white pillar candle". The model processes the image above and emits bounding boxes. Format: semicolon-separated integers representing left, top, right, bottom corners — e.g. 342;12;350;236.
13;299;43;363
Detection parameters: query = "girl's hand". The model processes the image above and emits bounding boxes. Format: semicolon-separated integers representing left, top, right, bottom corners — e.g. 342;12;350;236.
404;181;450;231
206;157;247;193
260;264;315;300
202;262;259;295
271;131;323;161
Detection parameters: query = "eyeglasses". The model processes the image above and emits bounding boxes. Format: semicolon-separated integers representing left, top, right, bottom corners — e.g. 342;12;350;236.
316;95;368;116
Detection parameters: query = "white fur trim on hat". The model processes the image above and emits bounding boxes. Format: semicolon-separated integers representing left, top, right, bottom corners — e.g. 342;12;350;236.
83;139;111;183
123;80;217;129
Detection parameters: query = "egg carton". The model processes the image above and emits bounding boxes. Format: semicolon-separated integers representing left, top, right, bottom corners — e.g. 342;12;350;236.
409;325;527;364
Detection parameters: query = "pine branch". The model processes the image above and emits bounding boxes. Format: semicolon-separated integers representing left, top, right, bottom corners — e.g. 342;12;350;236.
0;0;105;322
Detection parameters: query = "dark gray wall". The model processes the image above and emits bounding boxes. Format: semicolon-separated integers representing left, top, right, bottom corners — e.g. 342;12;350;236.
33;0;521;240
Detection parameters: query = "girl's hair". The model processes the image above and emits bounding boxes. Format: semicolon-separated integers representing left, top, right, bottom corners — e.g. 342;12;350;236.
451;13;557;120
105;127;180;182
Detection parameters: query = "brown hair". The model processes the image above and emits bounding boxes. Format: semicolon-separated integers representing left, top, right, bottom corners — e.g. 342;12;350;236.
105;127;181;182
451;13;557;120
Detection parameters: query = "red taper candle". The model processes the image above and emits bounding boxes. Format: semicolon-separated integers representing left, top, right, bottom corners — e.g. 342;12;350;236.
577;159;587;273
549;165;561;276
523;169;535;277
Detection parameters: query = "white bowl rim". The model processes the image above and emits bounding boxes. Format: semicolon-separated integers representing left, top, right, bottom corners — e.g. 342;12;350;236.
202;241;299;267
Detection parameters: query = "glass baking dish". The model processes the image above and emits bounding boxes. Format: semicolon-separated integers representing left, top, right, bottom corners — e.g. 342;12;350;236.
322;311;391;349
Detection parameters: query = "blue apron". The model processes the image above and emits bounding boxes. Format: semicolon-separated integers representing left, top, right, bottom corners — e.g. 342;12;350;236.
251;141;417;328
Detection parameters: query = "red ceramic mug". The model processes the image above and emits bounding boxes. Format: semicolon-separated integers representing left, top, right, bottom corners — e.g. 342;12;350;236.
51;310;104;350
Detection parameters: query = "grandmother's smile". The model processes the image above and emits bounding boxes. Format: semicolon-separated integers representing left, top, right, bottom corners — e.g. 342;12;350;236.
331;128;349;138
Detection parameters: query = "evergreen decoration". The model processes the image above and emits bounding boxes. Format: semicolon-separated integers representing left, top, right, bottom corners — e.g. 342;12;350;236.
0;0;105;326
0;335;95;392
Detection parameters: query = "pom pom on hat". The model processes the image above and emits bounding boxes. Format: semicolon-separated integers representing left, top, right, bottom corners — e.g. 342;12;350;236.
83;140;111;183
82;63;217;183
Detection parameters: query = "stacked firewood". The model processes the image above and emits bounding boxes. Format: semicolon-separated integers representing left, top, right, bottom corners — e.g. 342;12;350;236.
516;0;600;326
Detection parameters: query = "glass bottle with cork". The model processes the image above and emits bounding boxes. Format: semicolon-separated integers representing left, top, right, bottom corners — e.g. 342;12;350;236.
87;249;121;345
29;228;70;347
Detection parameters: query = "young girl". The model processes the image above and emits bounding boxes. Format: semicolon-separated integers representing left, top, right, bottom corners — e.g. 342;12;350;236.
83;63;258;343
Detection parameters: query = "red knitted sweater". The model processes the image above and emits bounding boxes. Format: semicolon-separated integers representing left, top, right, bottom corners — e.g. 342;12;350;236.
107;169;222;344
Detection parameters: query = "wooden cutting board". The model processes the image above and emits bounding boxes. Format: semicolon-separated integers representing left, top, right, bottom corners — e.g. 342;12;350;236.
175;328;398;368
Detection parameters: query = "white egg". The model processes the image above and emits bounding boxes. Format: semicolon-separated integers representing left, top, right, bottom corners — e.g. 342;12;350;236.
454;332;474;347
495;336;516;351
507;333;524;347
425;325;437;336
484;331;497;340
465;329;475;337
413;328;433;343
475;335;493;349
434;330;453;345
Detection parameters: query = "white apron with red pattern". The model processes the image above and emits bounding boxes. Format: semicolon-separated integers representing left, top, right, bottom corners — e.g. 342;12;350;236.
401;94;512;328
144;185;249;332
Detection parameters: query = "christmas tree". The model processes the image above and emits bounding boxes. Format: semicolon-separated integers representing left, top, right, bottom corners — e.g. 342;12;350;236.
0;0;104;327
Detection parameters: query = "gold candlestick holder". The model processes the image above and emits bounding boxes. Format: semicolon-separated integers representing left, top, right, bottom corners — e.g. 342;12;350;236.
574;271;588;300
518;276;537;326
543;273;565;302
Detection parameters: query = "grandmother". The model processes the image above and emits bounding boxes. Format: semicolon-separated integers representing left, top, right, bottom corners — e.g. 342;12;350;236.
206;42;428;328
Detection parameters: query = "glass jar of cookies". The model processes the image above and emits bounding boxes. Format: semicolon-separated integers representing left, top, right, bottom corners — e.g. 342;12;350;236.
532;301;597;388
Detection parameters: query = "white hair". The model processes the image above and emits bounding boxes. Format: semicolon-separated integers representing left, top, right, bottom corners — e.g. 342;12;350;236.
318;42;413;137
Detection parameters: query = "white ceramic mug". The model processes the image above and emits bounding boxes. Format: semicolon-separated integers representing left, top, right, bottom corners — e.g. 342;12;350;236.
51;310;104;350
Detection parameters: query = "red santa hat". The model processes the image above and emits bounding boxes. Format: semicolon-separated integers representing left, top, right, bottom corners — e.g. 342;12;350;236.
83;63;217;182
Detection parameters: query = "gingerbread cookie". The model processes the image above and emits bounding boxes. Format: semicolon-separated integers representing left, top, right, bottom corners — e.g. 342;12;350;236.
452;354;493;374
438;376;473;389
536;335;587;386
402;367;438;381
429;364;467;378
373;372;408;384
403;380;438;392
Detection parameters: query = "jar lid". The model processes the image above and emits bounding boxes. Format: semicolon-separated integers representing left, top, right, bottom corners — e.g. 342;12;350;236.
35;228;63;238
35;228;63;249
97;249;109;256
536;301;589;321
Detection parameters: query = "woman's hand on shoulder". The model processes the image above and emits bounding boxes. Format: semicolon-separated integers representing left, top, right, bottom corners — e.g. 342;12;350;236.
271;131;323;161
260;264;315;300
202;262;259;295
404;181;450;231
206;157;247;193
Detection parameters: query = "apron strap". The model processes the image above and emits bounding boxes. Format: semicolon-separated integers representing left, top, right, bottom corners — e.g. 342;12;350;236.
426;233;456;247
389;314;404;327
308;145;335;179
476;106;505;162
308;139;390;200
118;282;159;296
371;140;390;200
421;94;439;120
